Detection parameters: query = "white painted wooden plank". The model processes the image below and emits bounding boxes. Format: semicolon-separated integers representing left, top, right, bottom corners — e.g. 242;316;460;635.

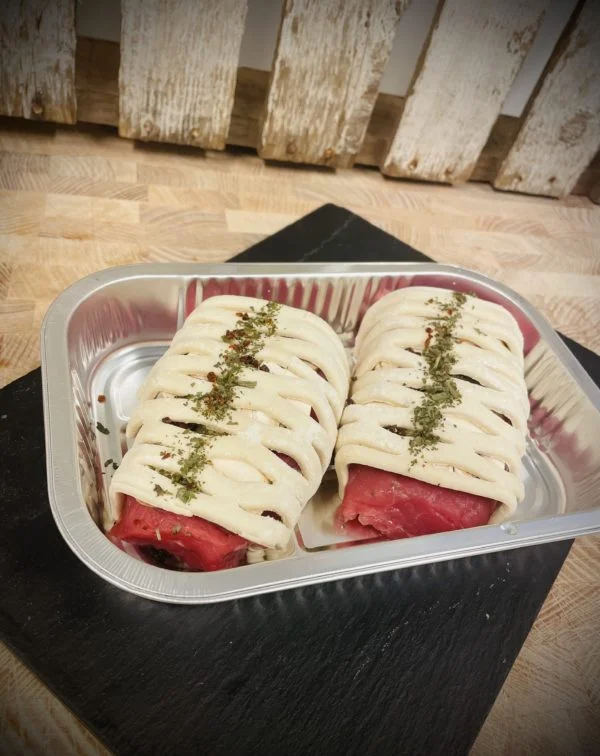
494;0;600;198
381;0;548;183
119;0;247;149
259;0;407;168
0;0;76;123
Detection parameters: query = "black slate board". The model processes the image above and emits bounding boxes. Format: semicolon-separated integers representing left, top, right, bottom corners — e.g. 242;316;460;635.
1;204;598;756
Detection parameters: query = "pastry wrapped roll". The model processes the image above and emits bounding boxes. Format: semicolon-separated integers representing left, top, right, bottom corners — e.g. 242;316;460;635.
335;287;529;540
109;295;350;570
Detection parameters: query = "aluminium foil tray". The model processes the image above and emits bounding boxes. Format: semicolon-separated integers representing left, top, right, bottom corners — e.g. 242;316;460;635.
41;263;600;603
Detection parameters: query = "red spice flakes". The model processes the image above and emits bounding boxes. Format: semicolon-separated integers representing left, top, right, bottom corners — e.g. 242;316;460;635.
97;394;106;403
189;301;281;422
240;354;259;368
424;326;434;351
206;371;217;383
160;451;172;460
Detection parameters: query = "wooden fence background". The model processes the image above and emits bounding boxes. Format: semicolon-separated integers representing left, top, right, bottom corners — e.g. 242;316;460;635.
1;0;599;202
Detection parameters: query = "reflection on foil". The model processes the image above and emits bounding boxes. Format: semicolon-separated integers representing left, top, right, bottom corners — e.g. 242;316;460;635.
72;369;100;525
526;340;600;511
68;282;180;532
68;285;179;377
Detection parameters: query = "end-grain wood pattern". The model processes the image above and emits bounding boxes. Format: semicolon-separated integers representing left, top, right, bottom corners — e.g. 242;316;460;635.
119;0;247;149
0;0;76;123
494;0;600;198
381;0;547;184
259;0;407;168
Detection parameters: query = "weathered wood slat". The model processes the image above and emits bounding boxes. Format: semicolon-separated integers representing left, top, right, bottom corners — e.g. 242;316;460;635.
494;0;600;198
65;37;600;195
119;0;247;149
0;0;76;123
259;0;407;168
381;0;547;183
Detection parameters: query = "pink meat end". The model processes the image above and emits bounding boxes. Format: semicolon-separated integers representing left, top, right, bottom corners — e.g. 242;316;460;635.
337;465;498;539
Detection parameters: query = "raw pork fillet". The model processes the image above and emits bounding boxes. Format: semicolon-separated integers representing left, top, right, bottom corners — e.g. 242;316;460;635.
109;496;248;571
337;465;498;539
109;452;298;571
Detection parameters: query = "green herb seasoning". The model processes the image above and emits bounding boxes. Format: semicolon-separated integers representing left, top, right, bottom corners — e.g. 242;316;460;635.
409;292;469;461
96;421;110;435
151;302;281;504
187;301;281;422
152;434;212;504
